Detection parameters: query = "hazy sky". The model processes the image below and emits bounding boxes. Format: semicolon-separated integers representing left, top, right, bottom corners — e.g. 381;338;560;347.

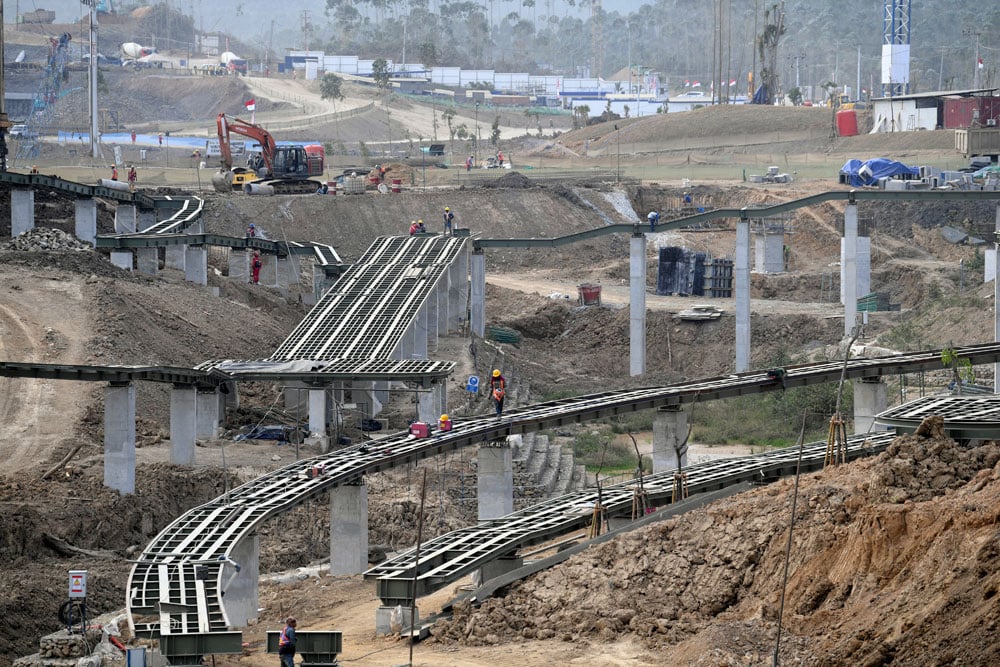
4;1;650;43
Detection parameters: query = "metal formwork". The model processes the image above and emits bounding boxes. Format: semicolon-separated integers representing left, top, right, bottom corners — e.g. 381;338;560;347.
877;395;1000;438
272;235;467;361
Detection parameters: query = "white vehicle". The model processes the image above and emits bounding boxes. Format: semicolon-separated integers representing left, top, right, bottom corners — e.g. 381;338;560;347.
9;124;38;139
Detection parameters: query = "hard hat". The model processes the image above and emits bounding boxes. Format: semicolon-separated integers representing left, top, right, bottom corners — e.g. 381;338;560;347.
492;369;501;377
418;219;423;223
440;414;449;421
248;223;255;228
445;207;450;211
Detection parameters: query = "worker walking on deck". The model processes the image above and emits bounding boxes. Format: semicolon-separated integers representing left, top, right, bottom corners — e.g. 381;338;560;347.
277;617;297;667
647;210;660;232
443;207;454;235
489;369;506;418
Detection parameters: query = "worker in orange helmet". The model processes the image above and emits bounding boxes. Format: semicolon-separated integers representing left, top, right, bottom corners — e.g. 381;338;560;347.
489;369;506;418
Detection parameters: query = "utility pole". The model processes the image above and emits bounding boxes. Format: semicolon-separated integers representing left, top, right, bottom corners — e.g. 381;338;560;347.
83;1;100;159
0;2;9;171
301;10;311;54
268;19;274;76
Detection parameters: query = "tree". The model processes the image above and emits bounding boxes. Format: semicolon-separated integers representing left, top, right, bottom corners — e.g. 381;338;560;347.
573;104;590;129
788;86;802;106
490;115;501;147
319;73;344;102
372;58;391;94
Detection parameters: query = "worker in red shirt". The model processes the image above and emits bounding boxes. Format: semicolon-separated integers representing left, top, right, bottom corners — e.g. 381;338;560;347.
496;149;504;167
489;369;506;418
251;251;262;285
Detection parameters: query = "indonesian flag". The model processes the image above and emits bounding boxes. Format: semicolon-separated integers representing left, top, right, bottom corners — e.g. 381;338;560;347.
979;57;985;70
692;81;701;88
245;98;256;112
729;79;737;86
684;79;690;87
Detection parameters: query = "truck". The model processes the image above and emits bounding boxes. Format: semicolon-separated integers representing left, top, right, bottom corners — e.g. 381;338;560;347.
121;42;155;63
211;113;325;195
220;51;247;75
955;128;1000;161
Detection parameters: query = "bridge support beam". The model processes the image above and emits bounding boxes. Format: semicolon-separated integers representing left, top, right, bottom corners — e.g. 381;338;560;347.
229;249;249;283
630;233;646;377
995;206;1000;393
185;246;208;286
470;250;485;337
11;188;34;237
853;377;887;435
735;218;751;372
222;534;260;628
104;382;136;494
169;385;197;465
136;247;158;275
652;405;689;473
110;250;133;271
477;441;513;521
196;387;220;440
753;227;785;273
114;204;137;234
843;203;859;336
74;198;97;245
330;482;368;575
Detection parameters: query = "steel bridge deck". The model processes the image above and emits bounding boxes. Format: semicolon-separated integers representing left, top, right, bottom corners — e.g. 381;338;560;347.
125;343;1000;638
876;395;1000;439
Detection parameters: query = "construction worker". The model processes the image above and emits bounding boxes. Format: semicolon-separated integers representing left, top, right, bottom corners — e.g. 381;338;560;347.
29;165;38;174
647;210;660;232
111;165;118;181
277;617;297;667
127;165;137;191
417;219;426;233
496;149;504;167
247;222;256;238
682;191;692;206
409;220;419;235
466;155;473;172
443;207;454;235
251;250;262;285
489;369;506;418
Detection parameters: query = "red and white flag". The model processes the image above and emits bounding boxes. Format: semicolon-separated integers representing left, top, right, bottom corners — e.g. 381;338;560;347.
729;79;737;86
692;81;701;88
245;98;256;112
979;57;985;70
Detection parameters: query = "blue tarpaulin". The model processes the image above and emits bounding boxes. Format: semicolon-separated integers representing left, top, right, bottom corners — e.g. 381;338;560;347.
839;158;919;187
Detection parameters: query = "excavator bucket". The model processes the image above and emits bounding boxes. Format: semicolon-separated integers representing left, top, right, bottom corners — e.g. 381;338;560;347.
212;170;235;193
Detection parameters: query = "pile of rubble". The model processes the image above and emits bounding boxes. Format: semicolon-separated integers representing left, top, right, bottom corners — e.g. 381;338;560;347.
3;228;92;252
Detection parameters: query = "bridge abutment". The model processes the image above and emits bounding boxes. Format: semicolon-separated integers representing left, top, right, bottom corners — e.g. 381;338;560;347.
11;188;34;237
169;384;197;465
222;535;260;628
104;382;136;494
196;387;220;439
330;481;368;575
110;250;133;271
184;245;208;285
229;249;249;283
630;233;646;377
136;247;158;275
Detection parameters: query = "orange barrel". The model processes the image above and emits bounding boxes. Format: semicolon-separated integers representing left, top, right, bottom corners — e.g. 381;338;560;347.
836;109;858;137
578;283;602;306
326;180;337;194
391;177;402;193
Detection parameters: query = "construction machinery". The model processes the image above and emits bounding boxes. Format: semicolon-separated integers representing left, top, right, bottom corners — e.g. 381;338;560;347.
211;114;325;195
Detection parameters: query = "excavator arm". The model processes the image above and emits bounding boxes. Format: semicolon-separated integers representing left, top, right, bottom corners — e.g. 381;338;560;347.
216;113;277;174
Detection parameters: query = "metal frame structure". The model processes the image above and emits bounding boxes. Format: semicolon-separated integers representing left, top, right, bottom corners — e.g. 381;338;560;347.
882;0;911;97
876;395;1000;439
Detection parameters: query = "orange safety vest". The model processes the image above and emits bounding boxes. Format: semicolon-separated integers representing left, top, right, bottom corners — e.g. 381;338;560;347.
279;626;295;649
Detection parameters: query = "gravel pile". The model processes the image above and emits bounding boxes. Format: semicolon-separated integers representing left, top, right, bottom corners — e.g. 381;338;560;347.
3;228;92;252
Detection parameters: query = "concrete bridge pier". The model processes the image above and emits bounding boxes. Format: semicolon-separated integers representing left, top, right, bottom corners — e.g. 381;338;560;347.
330;481;368;575
220;534;261;628
853;377;888;435
169;384;197;465
165;245;186;271
74;198;97;245
110;250;134;271
477;441;513;521
114;204;137;234
136;247;159;275
470;250;485;337
414;305;429;360
843;202;860;336
184;245;208;285
735;217;751;372
276;256;296;294
652;406;689;473
995;206;1000;393
259;254;279;287
196;387;221;440
841;238;871;303
450;249;468;330
229;249;249;283
11;188;34;237
426;287;440;353
137;208;156;232
630;232;646;377
753;227;785;273
437;272;450;334
416;387;438;424
104;382;136;494
308;385;330;450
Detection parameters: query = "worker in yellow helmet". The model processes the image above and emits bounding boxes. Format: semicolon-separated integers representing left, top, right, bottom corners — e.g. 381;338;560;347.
443;207;454;235
489;369;506;418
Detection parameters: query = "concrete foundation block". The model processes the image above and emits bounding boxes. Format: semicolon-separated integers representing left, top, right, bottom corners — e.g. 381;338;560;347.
477;442;513;520
11;188;35;237
74;198;97;245
110;250;133;271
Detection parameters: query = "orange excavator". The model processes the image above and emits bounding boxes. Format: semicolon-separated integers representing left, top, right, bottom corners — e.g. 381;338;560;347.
211;113;325;195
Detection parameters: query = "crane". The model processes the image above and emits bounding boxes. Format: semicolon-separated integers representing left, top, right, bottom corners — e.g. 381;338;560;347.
211;113;325;195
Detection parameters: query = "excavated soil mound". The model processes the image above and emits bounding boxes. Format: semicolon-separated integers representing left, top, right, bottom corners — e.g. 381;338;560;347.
432;421;1000;665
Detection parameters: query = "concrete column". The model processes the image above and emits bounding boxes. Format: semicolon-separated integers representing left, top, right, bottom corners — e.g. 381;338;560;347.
840;236;871;302
629;233;646;377
456;246;470;330
329;482;368;575
74;198;97;245
416;388;437;424
361;383;383;418
308;387;328;436
110;250;133;271
196;388;220;439
995;206;1000;393
437;274;450;334
222;535;260;628
843;203;859;337
11;188;34;237
259;254;278;287
114;204;137;234
229;249;249;283
434;382;448;418
184;246;208;286
426;289;439;353
448;255;463;331
104;382;136;494
394;322;415;361
137;208;156;233
313;268;338;304
477;443;513;520
284;382;308;415
735;219;751;372
136;247;159;275
414;305;429;360
169;385;197;465
374;380;390;407
165;245;186;271
470;250;486;337
276;257;295;290
853;377;888;435
753;229;785;273
652;406;689;473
